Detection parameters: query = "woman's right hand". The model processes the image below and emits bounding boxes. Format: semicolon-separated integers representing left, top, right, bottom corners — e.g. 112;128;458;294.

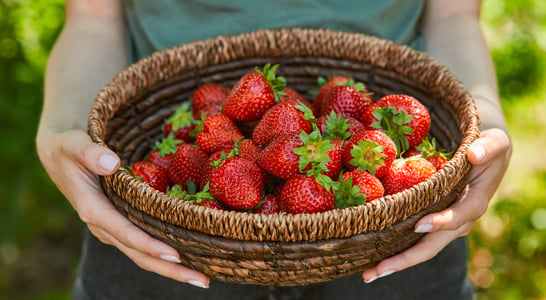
36;129;210;288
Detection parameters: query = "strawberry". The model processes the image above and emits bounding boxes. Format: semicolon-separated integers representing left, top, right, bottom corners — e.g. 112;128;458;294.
279;174;335;214
164;102;196;143
361;94;431;154
311;75;351;113
295;131;345;180
320;78;373;120
404;138;453;171
382;157;437;195
200;149;230;190
316;111;365;140
257;133;302;180
168;144;208;189
335;170;384;208
253;194;281;214
222;63;286;122
342;130;397;178
194;113;244;154
280;87;318;116
191;82;231;116
146;133;182;171
252;101;312;147
167;182;224;210
237;138;262;162
209;156;263;210
129;161;169;193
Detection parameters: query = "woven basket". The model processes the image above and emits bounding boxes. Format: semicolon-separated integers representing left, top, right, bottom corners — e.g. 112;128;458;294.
88;28;480;286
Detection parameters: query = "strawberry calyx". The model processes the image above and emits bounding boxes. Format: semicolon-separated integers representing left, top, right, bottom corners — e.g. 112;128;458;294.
167;181;215;204
293;130;335;191
152;133;182;157
189;112;207;137
333;176;367;208
256;63;287;102
166;102;194;131
321;111;352;140
416;138;453;160
370;107;414;154
349;139;387;176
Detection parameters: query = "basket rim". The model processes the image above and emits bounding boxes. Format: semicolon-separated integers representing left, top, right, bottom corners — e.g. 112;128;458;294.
88;28;480;242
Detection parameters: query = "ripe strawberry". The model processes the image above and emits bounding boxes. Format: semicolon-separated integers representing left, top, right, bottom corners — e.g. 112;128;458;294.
316;111;365;140
257;133;302;180
168;144;208;189
200;149;230;190
297;134;345;180
167;183;224;210
279;174;335;214
164;102;196;143
191;82;231;116
312;75;351;113
252;101;312;147
320;78;373;120
361;94;431;154
237;138;262;162
342;130;397;178
146;133;182;171
336;170;384;207
382;157;436;195
280;87;318;116
194;113;244;154
253;194;281;214
209;156;263;210
404;138;453;171
129;161;169;193
222;63;286;122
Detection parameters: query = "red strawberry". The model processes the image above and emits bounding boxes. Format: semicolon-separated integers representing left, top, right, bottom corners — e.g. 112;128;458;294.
164;102;196;143
253;194;281;214
168;144;208;189
252;101;312;147
320;78;373;119
195;113;244;154
191;82;231;115
312;75;351;113
361;94;431;153
342;130;397;178
146;133;182;171
404;138;453;171
238;139;262;162
257;133;302;180
382;157;436;195
316;111;366;140
129;161;169;193
209;156;264;210
279;174;335;214
337;170;384;206
200;149;230;190
280;87;318;116
299;137;345;180
167;183;224;210
222;63;286;122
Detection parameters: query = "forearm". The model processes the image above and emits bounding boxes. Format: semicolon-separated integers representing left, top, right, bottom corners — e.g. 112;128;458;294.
39;2;127;139
421;0;507;132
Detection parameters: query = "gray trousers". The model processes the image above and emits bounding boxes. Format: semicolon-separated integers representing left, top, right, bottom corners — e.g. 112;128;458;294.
73;229;473;300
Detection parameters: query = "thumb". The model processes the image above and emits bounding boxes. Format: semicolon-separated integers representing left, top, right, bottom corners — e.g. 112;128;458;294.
61;130;121;175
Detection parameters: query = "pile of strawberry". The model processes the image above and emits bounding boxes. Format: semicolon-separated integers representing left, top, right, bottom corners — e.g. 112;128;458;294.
127;64;452;214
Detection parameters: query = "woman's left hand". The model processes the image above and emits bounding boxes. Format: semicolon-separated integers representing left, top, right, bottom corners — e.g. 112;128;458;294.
362;128;511;283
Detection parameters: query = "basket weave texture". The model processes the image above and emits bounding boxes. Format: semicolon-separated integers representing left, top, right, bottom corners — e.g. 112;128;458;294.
88;28;480;286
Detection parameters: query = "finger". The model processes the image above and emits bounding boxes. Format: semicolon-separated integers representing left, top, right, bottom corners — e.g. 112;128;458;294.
59;129;120;175
466;128;511;166
363;222;473;283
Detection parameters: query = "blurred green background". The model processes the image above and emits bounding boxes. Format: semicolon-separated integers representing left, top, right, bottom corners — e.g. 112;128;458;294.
1;1;545;299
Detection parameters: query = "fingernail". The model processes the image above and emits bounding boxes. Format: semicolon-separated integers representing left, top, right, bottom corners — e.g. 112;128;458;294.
415;223;433;233
471;144;485;163
98;153;118;172
364;275;378;284
378;270;395;279
188;280;208;289
159;254;181;263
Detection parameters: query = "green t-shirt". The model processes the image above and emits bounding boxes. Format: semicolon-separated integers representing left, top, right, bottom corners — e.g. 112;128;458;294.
123;0;425;62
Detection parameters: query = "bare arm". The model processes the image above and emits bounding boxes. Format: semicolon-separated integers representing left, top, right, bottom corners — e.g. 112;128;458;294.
363;0;512;283
36;0;209;288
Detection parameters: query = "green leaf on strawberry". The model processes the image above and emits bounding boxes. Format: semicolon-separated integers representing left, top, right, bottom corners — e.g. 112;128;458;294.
256;63;287;101
293;130;333;175
370;107;414;154
152;133;182;157
333;176;367;208
349;139;387;176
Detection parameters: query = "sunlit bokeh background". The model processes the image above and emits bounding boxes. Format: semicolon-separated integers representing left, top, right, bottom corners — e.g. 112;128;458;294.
1;1;545;299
